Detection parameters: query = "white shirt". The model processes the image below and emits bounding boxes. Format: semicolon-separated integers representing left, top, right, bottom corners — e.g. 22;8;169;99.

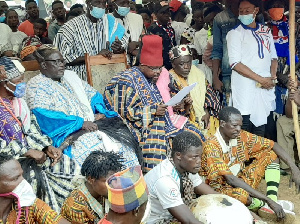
144;158;202;224
227;23;277;126
171;21;188;45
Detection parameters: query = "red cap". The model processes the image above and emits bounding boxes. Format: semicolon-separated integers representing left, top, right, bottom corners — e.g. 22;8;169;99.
169;0;182;12
140;35;163;67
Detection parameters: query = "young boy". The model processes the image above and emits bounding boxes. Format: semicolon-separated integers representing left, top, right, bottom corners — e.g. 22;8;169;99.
33;18;53;44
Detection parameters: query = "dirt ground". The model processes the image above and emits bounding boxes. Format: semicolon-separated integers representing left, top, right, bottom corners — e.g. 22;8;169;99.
257;175;300;224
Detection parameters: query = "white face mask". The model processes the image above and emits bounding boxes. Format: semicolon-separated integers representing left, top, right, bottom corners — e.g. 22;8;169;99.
12;179;36;207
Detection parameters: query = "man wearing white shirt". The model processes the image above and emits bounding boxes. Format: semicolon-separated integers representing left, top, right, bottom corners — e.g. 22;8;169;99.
145;131;217;224
226;0;278;136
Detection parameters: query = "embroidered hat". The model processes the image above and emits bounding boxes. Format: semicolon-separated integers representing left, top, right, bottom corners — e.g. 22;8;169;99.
0;57;24;81
169;0;182;12
140;35;163;67
169;44;192;61
106;165;148;213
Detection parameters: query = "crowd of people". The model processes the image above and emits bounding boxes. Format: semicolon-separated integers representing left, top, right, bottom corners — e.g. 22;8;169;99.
1;0;300;223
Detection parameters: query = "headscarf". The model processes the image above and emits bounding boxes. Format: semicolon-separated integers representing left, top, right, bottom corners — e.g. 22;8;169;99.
20;45;38;60
169;44;192;61
21;35;42;49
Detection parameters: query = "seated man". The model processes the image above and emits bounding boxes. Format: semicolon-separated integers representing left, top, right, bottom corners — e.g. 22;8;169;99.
144;131;217;224
0;57;80;212
165;44;222;136
61;151;123;223
277;77;300;170
99;165;148;224
104;35;205;172
25;45;140;167
200;106;300;221
0;152;70;224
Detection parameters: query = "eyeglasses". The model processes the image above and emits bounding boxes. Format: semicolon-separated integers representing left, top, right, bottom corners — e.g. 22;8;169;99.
141;64;163;72
44;59;66;66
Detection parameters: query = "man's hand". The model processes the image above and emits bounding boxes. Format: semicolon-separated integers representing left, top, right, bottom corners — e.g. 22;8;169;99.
95;113;105;121
212;77;223;92
267;199;286;221
82;121;98;132
288;76;300;106
155;104;168;116
201;110;210;129
127;41;139;55
258;77;275;90
184;96;193;114
111;37;124;54
98;49;112;59
173;102;184;112
290;167;300;193
24;149;47;164
45;146;63;166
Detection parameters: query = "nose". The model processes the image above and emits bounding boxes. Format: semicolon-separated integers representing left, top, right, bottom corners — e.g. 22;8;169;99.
236;125;241;132
184;63;190;69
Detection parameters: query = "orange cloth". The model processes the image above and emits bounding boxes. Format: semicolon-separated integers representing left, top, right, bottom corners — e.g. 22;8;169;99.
200;130;277;204
2;199;62;224
18;20;48;37
98;215;113;224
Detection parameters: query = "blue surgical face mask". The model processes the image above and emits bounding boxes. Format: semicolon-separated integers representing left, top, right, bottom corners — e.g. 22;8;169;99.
116;4;130;17
192;59;199;66
6;81;26;98
90;6;106;19
0;16;5;23
238;12;255;26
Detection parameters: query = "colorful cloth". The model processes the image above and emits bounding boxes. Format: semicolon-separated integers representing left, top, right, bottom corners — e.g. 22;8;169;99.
200;130;277;204
0;199;63;224
21;35;42;48
20;45;38;60
104;67;205;171
106;165;148;213
270;16;289;58
0;97;80;212
54;14;126;80
25;70;139;167
61;178;107;223
169;65;222;136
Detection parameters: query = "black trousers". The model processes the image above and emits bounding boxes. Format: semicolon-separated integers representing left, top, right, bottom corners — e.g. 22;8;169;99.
242;115;265;137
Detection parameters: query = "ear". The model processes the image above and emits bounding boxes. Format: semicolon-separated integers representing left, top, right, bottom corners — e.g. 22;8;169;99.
87;176;95;185
40;61;47;70
175;151;181;161
220;120;226;128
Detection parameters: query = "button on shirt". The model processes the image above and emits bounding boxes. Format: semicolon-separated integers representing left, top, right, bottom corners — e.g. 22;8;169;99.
144;158;202;224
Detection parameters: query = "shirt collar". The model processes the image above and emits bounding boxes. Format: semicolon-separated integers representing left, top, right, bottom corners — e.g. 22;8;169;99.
214;128;237;154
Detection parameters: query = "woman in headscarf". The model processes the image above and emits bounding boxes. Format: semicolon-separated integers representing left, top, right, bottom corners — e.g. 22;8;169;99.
166;45;222;136
0;56;80;212
25;45;141;168
20;36;43;61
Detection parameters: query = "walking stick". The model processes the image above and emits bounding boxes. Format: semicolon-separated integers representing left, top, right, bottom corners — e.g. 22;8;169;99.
289;0;300;159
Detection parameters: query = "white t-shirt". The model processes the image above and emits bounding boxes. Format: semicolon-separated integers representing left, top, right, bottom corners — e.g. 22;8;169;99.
171;21;188;45
144;158;202;224
226;23;277;126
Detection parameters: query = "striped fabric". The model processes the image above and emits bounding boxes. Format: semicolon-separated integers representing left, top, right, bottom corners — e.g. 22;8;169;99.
200;130;277;204
54;14;127;80
3;199;63;224
104;67;205;172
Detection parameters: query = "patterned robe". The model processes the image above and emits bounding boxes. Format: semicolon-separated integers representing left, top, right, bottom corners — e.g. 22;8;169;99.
200;130;277;204
0;97;80;212
1;199;63;224
104;67;205;172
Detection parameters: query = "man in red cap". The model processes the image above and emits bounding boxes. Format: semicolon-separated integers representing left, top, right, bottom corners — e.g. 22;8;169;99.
104;35;205;172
